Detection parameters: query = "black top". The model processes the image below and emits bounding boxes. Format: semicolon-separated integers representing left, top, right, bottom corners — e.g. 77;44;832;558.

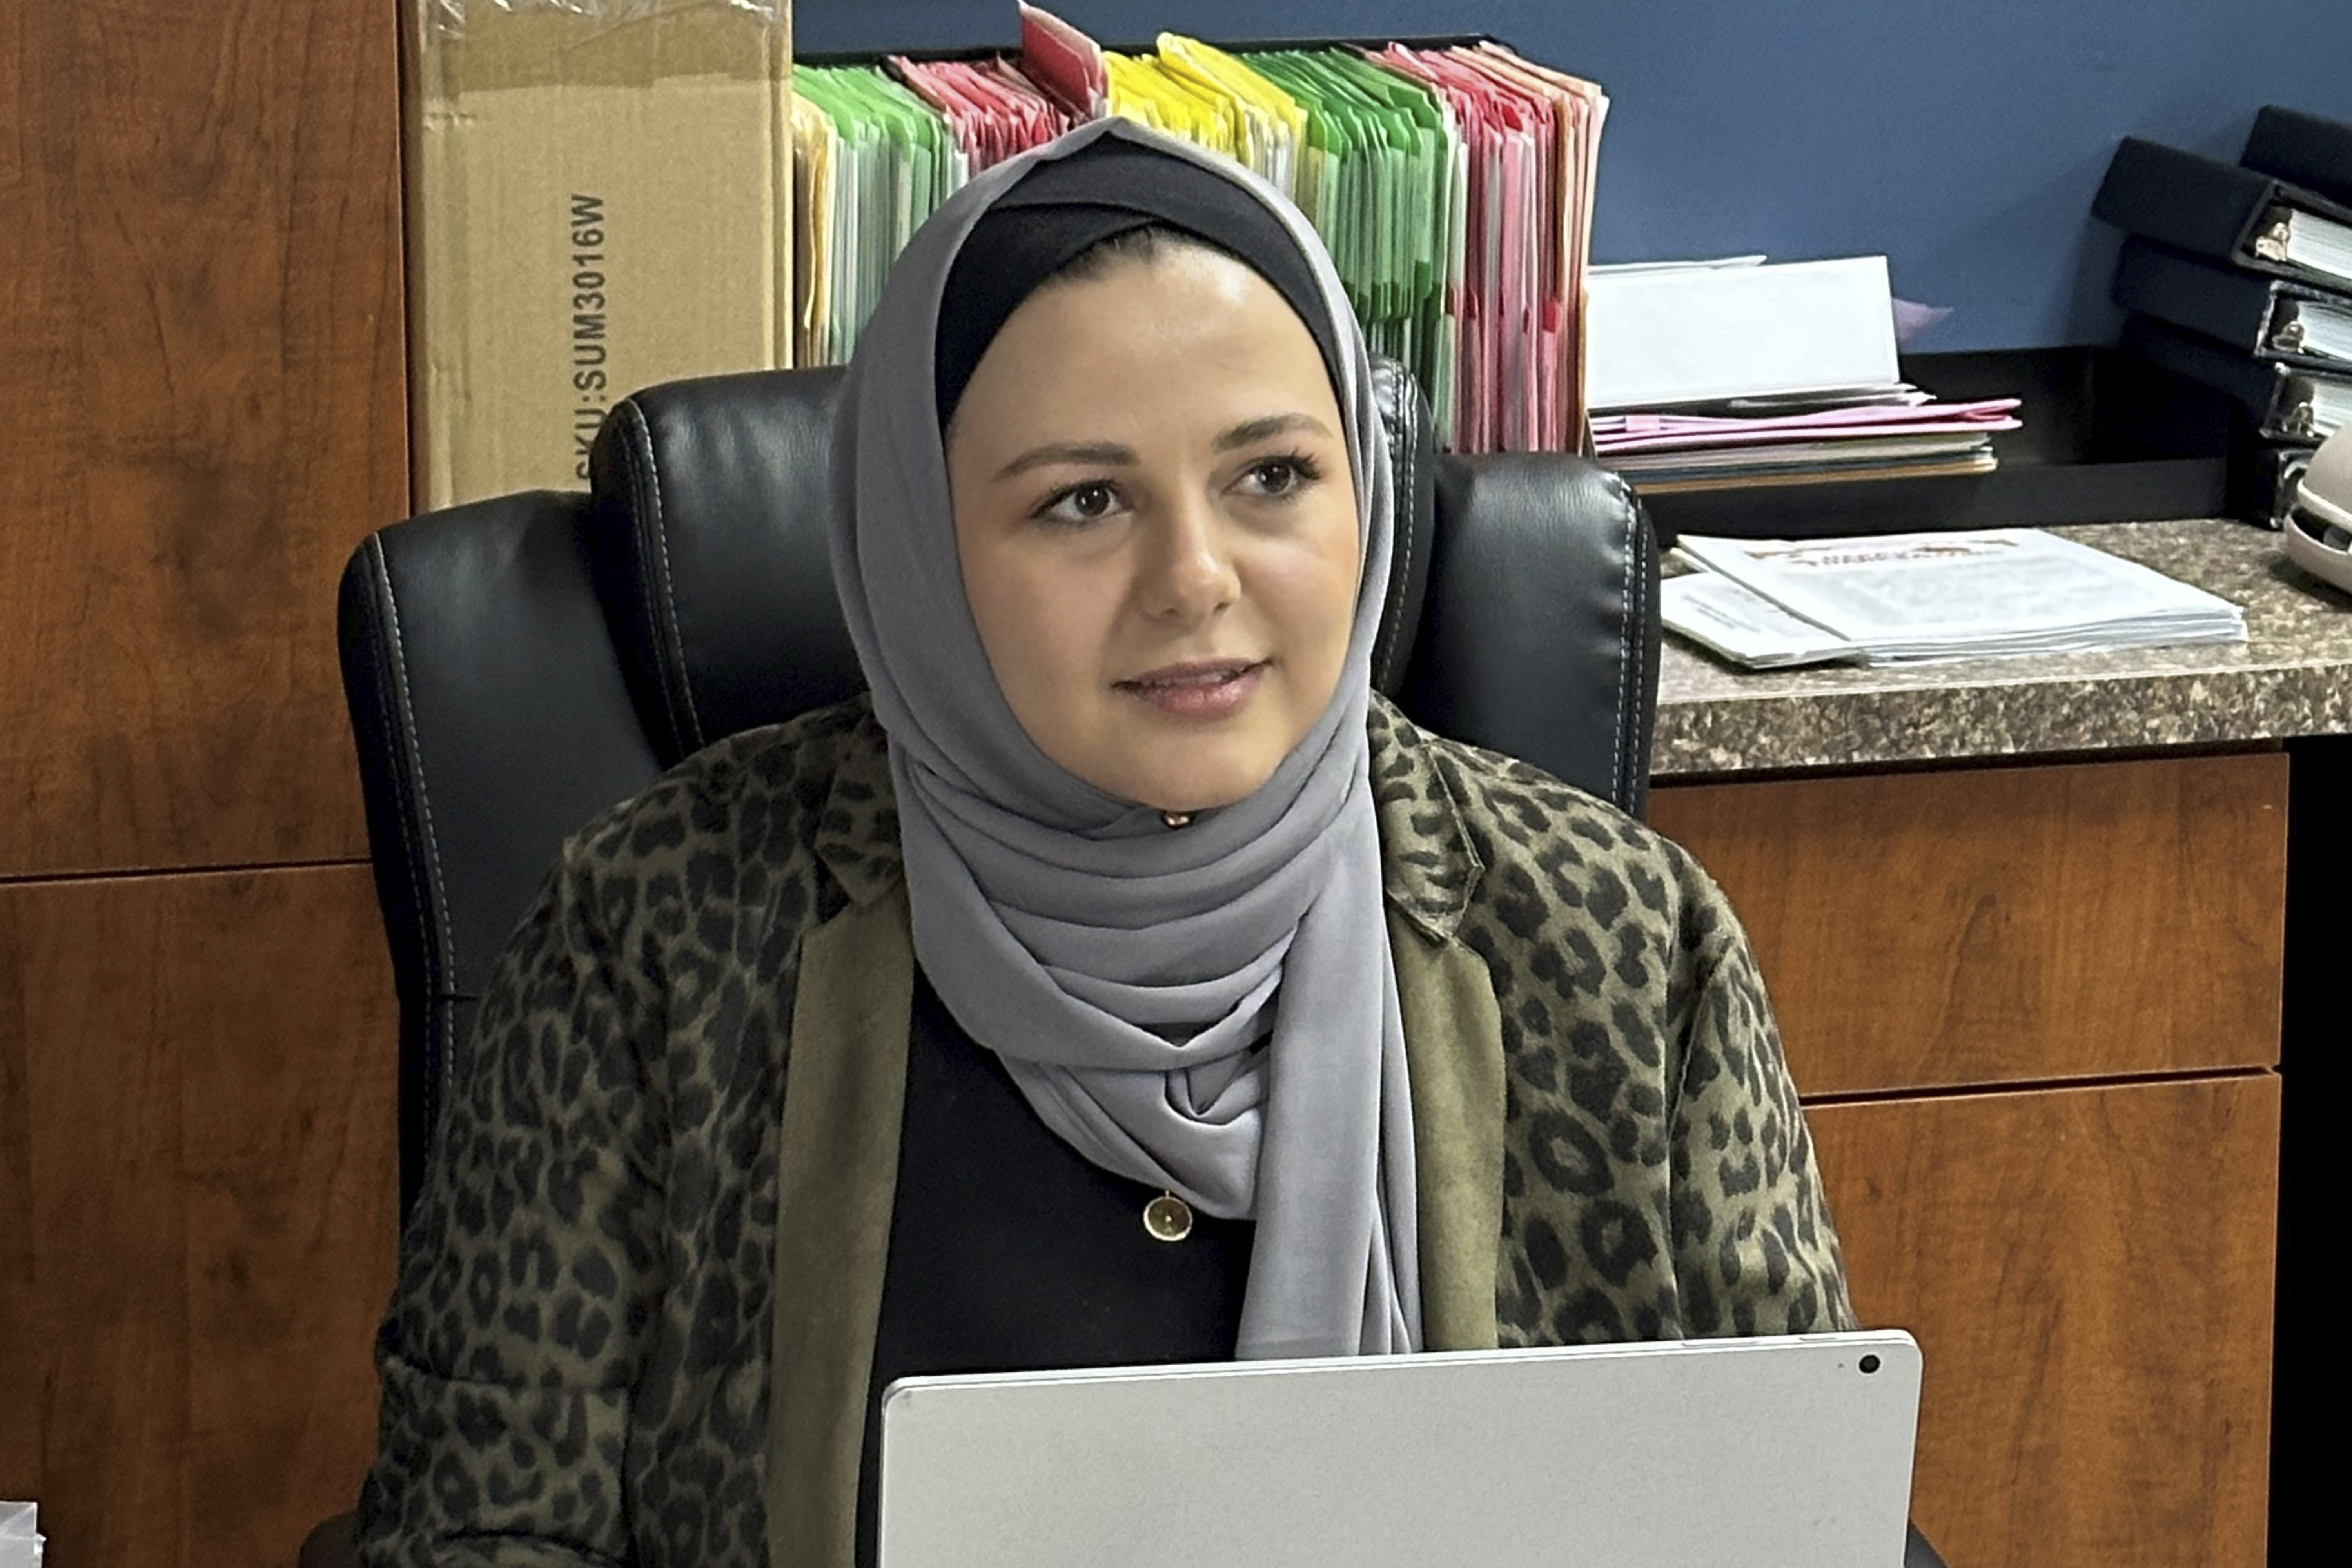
855;971;1256;1566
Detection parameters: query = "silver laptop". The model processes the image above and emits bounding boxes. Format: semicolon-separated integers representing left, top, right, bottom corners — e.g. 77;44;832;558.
878;1330;1921;1568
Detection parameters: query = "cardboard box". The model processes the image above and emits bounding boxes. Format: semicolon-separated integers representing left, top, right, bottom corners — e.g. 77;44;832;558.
406;0;792;509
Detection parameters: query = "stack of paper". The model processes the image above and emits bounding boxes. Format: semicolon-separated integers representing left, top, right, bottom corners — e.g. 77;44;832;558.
1585;256;2021;491
1593;396;2022;490
1662;529;2248;669
783;10;1608;454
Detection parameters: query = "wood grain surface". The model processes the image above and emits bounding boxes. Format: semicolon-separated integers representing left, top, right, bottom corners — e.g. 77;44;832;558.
0;883;34;1501
0;0;407;879
1651;753;2288;1094
1811;1074;2279;1568
0;864;399;1568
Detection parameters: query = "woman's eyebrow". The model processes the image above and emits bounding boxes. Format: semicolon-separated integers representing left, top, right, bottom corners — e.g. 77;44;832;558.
993;440;1138;481
1215;412;1335;450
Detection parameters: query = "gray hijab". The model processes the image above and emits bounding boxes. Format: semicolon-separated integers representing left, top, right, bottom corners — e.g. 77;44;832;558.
826;118;1420;1359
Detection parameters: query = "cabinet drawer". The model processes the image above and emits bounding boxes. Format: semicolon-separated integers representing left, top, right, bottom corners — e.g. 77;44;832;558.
1652;753;2286;1094
1807;1074;2278;1568
0;864;398;1566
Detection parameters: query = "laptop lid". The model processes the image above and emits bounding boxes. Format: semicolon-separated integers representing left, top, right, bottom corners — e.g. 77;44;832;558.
878;1330;1921;1568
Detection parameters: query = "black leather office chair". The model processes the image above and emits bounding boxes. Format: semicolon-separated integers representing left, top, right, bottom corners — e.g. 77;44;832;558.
320;360;1939;1568
338;358;1659;1222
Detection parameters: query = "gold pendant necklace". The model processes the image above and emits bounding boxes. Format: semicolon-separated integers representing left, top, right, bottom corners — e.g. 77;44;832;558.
1143;1190;1194;1242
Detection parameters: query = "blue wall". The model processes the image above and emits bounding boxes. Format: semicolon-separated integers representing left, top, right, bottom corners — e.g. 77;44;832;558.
799;0;2352;350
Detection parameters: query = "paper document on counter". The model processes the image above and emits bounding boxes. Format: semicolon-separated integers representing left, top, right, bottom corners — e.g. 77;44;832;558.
1665;529;2248;667
1659;574;1865;668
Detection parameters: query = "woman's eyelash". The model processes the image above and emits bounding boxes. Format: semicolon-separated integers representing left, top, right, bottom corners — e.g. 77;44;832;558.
1027;450;1327;521
1251;450;1325;488
1030;479;1121;523
1242;446;1336;496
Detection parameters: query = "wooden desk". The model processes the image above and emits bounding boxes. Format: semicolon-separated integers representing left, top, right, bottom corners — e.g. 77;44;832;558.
1646;519;2349;1568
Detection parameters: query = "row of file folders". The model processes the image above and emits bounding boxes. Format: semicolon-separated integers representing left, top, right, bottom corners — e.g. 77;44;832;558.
792;6;1608;454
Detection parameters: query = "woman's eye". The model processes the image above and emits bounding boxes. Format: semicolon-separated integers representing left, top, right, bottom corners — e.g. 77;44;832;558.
1241;455;1321;498
1037;482;1124;526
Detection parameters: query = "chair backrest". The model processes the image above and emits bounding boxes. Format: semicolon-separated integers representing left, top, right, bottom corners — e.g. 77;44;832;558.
339;362;1659;1217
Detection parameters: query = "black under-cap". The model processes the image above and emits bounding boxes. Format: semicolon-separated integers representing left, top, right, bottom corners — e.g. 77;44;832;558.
932;134;1347;428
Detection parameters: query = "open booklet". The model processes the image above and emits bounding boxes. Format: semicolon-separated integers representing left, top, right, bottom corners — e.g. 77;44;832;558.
1662;529;2249;669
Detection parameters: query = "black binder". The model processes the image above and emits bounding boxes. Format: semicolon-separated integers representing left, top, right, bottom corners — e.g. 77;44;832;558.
2243;105;2352;210
2112;239;2350;370
2092;136;2352;289
2122;316;2352;441
2243;440;2320;530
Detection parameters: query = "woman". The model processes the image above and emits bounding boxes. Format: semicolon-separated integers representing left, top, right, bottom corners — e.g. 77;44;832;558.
359;120;1852;1568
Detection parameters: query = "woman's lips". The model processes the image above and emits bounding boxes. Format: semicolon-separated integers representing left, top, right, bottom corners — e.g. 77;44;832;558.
1115;659;1268;721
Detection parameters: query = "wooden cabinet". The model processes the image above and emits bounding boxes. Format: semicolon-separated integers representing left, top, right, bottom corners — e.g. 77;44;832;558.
0;0;406;880
1654;751;2286;1568
0;0;407;1562
0;867;399;1568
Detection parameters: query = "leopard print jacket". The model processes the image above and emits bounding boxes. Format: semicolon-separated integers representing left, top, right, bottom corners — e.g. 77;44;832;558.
358;694;1853;1567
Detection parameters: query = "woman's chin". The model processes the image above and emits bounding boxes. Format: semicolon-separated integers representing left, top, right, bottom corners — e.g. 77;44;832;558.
1031;691;1322;815
1106;738;1287;818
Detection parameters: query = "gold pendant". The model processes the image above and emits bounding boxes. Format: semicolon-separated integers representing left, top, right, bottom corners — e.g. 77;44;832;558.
1160;810;1194;829
1143;1191;1194;1243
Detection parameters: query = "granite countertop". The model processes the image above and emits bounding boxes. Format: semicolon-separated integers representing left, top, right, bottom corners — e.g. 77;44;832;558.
1653;518;2352;777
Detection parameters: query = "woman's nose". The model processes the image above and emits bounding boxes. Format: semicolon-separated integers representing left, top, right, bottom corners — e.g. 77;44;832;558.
1139;496;1241;622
